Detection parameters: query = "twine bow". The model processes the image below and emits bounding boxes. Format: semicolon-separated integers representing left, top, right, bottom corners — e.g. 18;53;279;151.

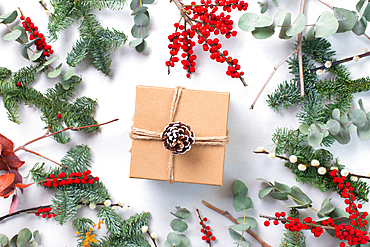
130;87;229;184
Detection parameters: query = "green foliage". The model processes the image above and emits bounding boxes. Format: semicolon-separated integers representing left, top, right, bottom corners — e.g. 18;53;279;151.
48;0;127;75
129;0;153;52
279;209;306;247
166;207;191;247
0;66;98;143
0;229;41;247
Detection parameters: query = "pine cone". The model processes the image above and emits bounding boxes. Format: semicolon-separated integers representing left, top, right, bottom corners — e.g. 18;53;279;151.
161;121;195;154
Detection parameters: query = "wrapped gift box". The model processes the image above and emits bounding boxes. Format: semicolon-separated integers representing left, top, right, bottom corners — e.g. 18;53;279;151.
130;85;230;186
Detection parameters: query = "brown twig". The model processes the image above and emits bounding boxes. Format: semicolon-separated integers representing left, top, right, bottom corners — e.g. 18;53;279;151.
317;0;334;10
14;119;119;152
23;147;64;167
309;51;370;73
0;204;52;222
250;50;297;109
202;200;272;247
296;0;307;98
146;230;158;247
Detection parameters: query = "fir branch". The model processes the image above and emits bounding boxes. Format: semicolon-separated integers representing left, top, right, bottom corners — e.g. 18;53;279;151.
60;144;91;172
81;0;127;11
53;188;79;225
66;39;89;67
98;207;125;237
72;217;95;234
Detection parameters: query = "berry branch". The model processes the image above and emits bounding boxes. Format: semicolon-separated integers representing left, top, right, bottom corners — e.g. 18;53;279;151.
202;200;272;247
13;118;119;153
196;208;215;246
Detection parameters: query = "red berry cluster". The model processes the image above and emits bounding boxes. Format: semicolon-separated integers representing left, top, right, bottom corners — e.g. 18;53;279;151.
35;206;56;219
41;170;99;188
199;217;216;243
20;15;54;57
166;0;247;84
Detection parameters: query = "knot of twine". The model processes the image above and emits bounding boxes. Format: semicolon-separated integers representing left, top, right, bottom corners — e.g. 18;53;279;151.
130;86;229;184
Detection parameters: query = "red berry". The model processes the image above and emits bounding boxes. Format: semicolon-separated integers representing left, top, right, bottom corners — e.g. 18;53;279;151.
16;82;22;87
94;177;99;181
211;236;216;241
88;178;94;184
264;221;270;227
20;16;24;20
57;113;61;119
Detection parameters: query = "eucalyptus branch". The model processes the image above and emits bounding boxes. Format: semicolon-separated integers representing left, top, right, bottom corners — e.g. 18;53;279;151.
250;50;297;109
297;0;307;98
202;200;272;247
13;119;119;152
309;51;370;73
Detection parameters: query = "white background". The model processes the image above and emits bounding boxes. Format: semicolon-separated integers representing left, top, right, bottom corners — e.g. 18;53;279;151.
0;0;370;246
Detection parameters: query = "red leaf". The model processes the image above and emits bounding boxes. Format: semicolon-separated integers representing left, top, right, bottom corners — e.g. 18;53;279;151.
1;148;25;169
15;182;34;188
0;172;15;193
9;194;19;215
0;144;2;154
0;134;14;150
0;185;15;198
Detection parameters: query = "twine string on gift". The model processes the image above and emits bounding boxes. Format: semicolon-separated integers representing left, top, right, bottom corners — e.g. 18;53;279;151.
130;86;229;184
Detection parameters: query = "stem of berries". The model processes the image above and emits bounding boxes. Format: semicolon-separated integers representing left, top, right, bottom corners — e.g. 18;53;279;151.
196;209;216;246
167;0;248;86
38;170;99;188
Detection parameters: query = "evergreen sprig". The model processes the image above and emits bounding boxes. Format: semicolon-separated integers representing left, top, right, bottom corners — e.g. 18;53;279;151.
48;0;127;75
0;66;98;143
279;209;306;247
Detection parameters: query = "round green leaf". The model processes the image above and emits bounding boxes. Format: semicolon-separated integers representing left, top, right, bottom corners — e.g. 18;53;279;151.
258;186;273;199
31;51;43;62
134;13;150;27
252;26;275;39
33;230;41;245
0;11;18;24
261;2;268;14
299;124;309;135
357;119;370;141
315;11;339;37
48;69;62;78
0;234;9;247
290;186;312;206
272;0;279;7
269;192;289;200
334;124;350;144
13;26;28;44
229;228;246;242
237;217;257;229
286;13;306;36
305;25;315;40
131;25;148;39
129;38;143;48
17;228;32;247
63;69;74;81
327;119;340;135
135;39;147;52
357;0;369;19
358;99;366;112
233;196;253;212
170;219;188;232
44;56;60;66
3;30;22;41
274;181;291;193
130;0;140;10
171;207;190;219
132;6;148;15
273;9;287;28
279;12;292;39
230;223;251;231
318;197;335;218
62;79;71;90
167;232;181;246
177;234;190;247
334;7;356;33
352;14;368;35
332;108;341;120
254;14;273;28
233;240;251;247
348;109;367;127
308;124;324;147
238;13;259;32
9;234;17;247
232;180;248;197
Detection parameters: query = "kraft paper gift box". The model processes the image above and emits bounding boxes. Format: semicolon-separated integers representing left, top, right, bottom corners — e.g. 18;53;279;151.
129;85;230;186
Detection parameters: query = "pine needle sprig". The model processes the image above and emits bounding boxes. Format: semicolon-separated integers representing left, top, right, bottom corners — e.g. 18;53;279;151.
98;207;125;237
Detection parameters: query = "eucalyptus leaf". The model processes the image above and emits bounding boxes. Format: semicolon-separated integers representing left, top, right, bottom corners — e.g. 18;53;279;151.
299;124;309;135
333;124;350;144
318;197;335;218
238;13;259;32
258;186;273;199
278;12;292;39
308;124;324;146
131;25;148;38
134;13;150;26
261;2;268;14
48;69;62;78
142;0;154;3
315;11;339;38
171;207;190;219
167;232;181;246
232;180;248;197
62;79;71;90
273;9;287;28
233;240;251;247
358;99;366;112
255;14;273;28
290;186;312;206
358;0;369;19
284;203;310;209
357;118;370;141
13;26;28;44
334;7;356;33
286;13;306;36
9;235;17;247
132;6;148;15
55;63;63;70
0;235;9;247
17;229;32;247
269;192;289;200
178;234;190;247
272;0;279;7
129;38;143;48
170;219;188;232
274;181;291;193
352;14;368;35
305;25;315;40
44;56;60;66
130;0;141;10
348;109;367;127
332;108;341;120
230;223;251;231
21;46;30;60
0;11;18;24
237;217;257;229
36;65;46;73
135;39;147;52
3;30;22;41
327;119;340;135
233;196;253;212
63;70;74;81
229;228;246;242
252;25;275;39
31;51;43;62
